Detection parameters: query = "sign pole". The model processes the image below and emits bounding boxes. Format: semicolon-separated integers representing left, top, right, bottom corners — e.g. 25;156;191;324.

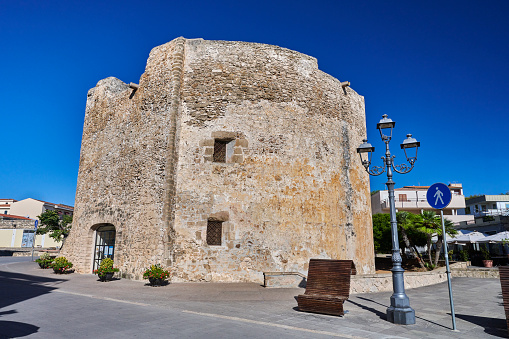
31;232;35;262
440;209;457;331
426;183;457;331
31;220;39;262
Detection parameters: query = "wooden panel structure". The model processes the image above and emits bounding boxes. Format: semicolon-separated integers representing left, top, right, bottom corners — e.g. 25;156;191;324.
297;259;356;316
498;266;509;336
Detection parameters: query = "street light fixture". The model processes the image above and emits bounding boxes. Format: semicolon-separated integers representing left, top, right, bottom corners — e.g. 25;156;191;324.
376;114;395;141
357;114;420;325
401;134;420;165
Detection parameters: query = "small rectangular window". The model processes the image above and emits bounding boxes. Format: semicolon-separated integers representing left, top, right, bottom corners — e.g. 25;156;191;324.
399;194;408;202
207;221;222;246
213;140;228;163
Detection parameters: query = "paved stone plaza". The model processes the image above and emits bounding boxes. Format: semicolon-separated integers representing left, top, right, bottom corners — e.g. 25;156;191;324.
0;257;506;338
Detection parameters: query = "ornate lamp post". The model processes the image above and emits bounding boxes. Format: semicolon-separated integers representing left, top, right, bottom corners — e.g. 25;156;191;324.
357;114;420;325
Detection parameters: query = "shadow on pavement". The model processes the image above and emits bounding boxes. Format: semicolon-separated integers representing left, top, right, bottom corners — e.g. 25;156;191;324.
354;296;451;330
0;269;67;309
455;313;507;338
346;299;386;320
0;269;67;337
0;320;39;338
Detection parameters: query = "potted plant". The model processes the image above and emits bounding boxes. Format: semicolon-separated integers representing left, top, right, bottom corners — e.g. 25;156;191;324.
35;253;54;269
481;246;493;268
93;258;119;282
51;256;73;274
143;264;170;286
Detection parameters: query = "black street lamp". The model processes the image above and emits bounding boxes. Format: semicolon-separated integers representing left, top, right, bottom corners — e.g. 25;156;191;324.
357;114;420;325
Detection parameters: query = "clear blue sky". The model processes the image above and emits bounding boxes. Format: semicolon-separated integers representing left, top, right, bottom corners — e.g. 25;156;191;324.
1;0;508;206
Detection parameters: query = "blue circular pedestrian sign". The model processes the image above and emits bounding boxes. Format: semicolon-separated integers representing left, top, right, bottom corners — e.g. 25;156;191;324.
426;183;452;210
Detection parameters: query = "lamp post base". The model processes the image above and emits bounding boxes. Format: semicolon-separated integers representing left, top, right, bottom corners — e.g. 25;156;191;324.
387;306;415;325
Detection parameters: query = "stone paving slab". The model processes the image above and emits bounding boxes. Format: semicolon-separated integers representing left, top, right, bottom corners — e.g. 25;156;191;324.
0;258;507;338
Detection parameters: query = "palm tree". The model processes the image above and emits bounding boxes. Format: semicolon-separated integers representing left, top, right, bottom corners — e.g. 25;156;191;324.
396;211;426;268
433;218;458;267
415;210;441;266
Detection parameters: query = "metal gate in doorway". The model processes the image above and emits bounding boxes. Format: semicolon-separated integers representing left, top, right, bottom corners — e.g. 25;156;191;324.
93;224;116;271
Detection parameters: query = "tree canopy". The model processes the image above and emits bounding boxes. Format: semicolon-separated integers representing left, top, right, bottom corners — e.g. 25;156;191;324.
372;210;457;269
372;213;392;253
36;210;72;243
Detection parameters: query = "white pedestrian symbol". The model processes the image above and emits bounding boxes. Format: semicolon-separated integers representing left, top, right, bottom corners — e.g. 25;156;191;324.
434;187;444;205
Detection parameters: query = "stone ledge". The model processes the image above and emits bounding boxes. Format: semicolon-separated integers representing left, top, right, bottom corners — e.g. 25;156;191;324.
350;268;448;294
451;266;500;279
263;272;307;288
263;262;472;293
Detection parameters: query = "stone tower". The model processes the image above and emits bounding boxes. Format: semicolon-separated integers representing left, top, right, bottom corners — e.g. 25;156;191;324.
62;37;375;282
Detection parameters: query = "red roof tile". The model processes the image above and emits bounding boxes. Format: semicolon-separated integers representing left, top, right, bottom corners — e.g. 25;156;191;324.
34;199;74;210
0;214;33;220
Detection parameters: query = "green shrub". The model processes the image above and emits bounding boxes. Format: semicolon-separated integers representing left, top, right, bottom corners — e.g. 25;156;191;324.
35;253;54;268
459;250;469;262
51;256;73;273
93;258;119;276
142;264;170;280
424;262;436;270
481;246;491;260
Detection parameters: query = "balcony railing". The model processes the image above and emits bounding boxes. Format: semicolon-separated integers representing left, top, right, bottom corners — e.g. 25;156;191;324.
380;195;466;210
455;219;476;227
473;208;509;217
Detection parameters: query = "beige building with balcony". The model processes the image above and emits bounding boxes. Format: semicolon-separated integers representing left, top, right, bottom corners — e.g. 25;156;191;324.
8;198;73;220
371;184;474;224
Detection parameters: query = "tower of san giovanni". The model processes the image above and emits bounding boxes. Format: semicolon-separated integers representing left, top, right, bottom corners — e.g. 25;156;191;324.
63;37;375;282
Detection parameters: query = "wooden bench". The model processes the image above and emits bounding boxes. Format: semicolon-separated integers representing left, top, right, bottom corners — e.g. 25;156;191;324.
297;259;356;316
499;266;509;336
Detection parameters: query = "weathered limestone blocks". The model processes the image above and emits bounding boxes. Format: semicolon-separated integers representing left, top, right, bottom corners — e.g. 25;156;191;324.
63;37;375;281
451;267;500;278
0;220;35;229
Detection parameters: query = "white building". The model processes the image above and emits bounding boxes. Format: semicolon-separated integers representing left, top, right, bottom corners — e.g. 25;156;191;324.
371;183;474;224
465;195;509;217
0;199;17;215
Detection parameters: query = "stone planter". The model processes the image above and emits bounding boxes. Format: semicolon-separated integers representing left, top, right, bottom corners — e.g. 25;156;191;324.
483;260;493;268
99;272;115;282
148;277;166;286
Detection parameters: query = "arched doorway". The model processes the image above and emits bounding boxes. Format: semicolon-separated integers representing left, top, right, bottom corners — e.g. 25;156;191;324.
93;224;116;271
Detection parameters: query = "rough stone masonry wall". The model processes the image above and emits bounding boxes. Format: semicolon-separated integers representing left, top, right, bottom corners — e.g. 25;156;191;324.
0;220;35;229
63;40;184;278
171;39;374;283
64;37;375;281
